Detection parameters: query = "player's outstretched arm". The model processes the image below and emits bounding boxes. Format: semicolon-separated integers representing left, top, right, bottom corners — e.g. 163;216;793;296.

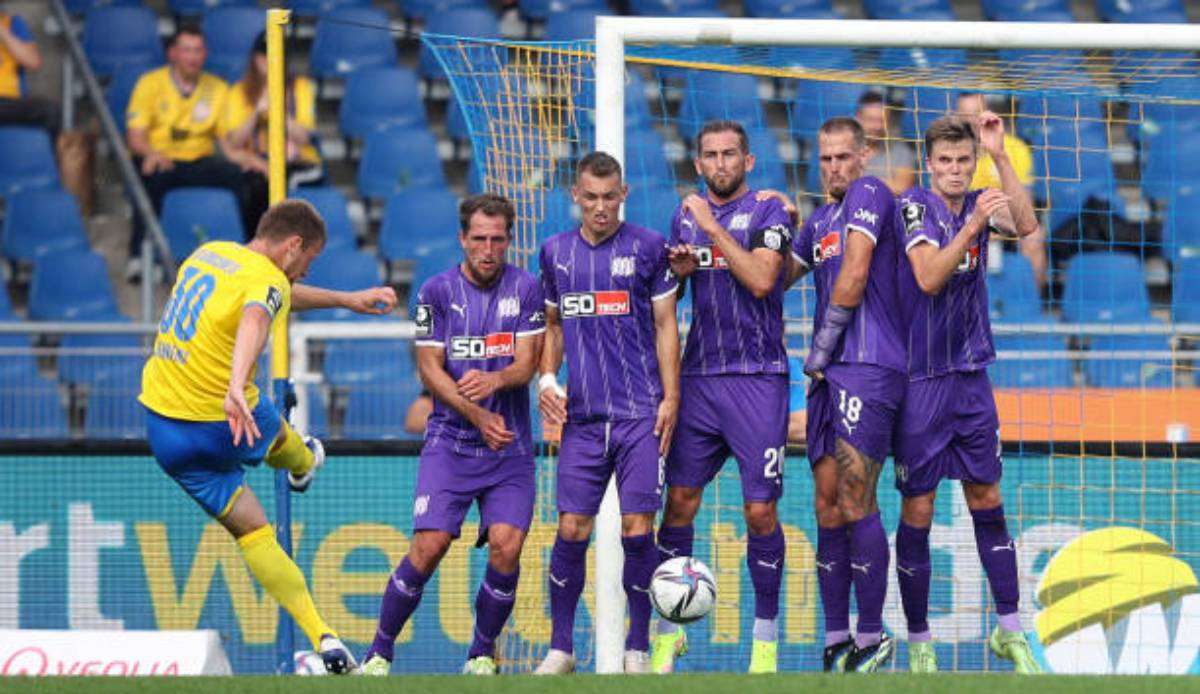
683;194;783;299
225;305;273;447
977;111;1039;239
537;305;567;425
652;289;681;456
906;190;1009;296
291;284;398;315
416;344;514;450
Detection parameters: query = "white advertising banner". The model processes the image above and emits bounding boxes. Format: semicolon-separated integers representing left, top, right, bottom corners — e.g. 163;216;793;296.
0;630;232;676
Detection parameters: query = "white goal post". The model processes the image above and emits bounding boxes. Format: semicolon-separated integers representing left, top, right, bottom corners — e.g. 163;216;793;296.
590;15;1200;674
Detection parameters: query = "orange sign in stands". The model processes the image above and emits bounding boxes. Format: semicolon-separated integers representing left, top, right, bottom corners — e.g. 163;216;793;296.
994;388;1200;443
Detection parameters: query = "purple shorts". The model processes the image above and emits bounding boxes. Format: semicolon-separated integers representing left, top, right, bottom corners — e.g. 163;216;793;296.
667;374;787;502
557;417;663;516
893;370;1001;498
412;441;536;546
806;363;905;466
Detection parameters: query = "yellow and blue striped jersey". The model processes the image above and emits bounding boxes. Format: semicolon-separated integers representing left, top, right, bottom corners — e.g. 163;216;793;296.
140;241;290;421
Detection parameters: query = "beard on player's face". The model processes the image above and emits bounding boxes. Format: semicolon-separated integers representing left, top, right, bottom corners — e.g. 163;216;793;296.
703;170;745;199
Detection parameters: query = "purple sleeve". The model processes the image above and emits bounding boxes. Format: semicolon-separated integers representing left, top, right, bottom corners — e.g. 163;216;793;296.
899;190;941;252
413;279;445;347
539;242;559;307
649;241;678;301
792;215;815;268
748;199;794;256
9;16;32;42
842;178;893;245
517;276;546;337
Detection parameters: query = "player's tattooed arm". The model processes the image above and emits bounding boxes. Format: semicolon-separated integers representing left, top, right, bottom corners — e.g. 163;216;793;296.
682;194;783;299
833;438;882;519
907;190;1008;296
456;332;544;402
652;287;681;456
417;344;514;450
291;284;398;314
977;110;1039;239
537;304;568;425
225;305;273;447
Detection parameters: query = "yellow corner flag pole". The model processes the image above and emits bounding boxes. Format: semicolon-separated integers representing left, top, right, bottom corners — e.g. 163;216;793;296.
264;7;297;676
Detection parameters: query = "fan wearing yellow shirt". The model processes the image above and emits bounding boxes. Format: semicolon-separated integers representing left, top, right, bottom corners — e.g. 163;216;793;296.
125;24;246;281
140;200;398;675
957;92;1048;290
221;32;324;234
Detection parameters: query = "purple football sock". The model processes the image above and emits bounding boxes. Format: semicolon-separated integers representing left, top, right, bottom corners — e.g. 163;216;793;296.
849;512;889;638
896;521;932;637
622;533;657;652
817;525;852;641
746;524;785;622
366;557;429;663
549;535;589;654
971;505;1021;628
656;523;694;564
468;564;520;660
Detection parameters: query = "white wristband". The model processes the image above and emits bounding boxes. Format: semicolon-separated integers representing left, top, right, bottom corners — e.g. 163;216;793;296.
538;373;565;397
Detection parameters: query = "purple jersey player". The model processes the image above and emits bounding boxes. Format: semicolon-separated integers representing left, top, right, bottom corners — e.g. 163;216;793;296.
534;152;680;675
652;120;793;675
785;117;904;673
892;114;1042;674
362;194;545;676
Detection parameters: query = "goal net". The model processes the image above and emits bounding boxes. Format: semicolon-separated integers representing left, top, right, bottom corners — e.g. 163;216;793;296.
424;17;1200;674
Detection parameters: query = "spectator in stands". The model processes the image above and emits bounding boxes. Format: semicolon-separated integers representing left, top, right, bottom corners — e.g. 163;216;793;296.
221;32;323;238
0;6;59;137
856;91;916;194
125;24;246;280
958;92;1048;290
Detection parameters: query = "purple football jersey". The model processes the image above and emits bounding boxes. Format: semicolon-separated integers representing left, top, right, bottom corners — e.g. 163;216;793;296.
413;264;545;457
896;187;996;380
669;190;793;376
539;223;677;423
792;175;905;374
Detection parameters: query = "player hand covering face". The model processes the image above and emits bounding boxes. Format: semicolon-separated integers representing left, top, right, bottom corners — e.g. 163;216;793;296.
891;112;1042;674
654;122;794;675
534;152;680;675
786;118;906;673
363;195;545;676
140;200;398;675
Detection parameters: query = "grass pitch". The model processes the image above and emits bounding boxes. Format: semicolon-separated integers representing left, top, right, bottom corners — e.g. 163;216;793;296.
0;674;1191;694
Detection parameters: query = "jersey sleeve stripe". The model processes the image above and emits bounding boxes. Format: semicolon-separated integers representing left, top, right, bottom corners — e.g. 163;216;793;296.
651;285;680;303
544;298;558;307
904;234;940;252
845;223;878;245
791;251;809;268
517;327;547;338
414;339;444;348
243;301;276;318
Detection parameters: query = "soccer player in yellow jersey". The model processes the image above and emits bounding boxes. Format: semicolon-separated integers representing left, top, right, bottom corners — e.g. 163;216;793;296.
140;200;396;674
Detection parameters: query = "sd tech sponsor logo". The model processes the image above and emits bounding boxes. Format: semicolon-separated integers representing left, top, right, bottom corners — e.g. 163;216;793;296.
560;291;630;318
448;333;515;359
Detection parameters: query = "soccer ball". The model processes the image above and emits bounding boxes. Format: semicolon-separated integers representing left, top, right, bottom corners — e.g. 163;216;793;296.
293;650;328;676
650;556;717;624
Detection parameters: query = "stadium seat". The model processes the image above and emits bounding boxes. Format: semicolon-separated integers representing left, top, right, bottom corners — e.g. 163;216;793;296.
791;82;869;143
202;6;268;83
628;0;721;15
982;0;1073;21
1084;333;1174;388
0;334;38;381
339;67;426;140
29;249;122;322
744;128;790;193
379;186;459;262
324;338;413;386
863;0;954;20
898;85;957;144
445;91;471;143
744;0;836;18
291;187;357;250
1061;253;1149;324
160;188;245;264
624;182;679;236
0;281;14;319
105;64;156;135
83;375;147;439
0;127;60;197
0;372;68;439
301;386;330;439
310;7;399;80
409;235;462;291
1172;257;1200;324
990;332;1075;388
283;0;374;19
1097;0;1186;23
678;72;767;142
518;0;608;23
574;68;654;136
533;189;578;240
418;9;500;80
342;382;421;439
357;127;447;202
2;190;90;264
58;330;144;387
83;6;164;78
545;9;603;41
401;0;488;22
64;0;142;15
301;248;385;320
986;252;1044;321
623;127;673;184
170;0;258;16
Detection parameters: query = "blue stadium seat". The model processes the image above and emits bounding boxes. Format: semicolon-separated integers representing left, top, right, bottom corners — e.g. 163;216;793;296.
898;85;956;143
64;0;142;15
744;128;790;193
624;127;673;184
84;375;147;439
986;252;1044;321
624;182;679;237
990;332;1074;388
1097;0;1186;23
284;0;373;19
678;72;767;142
401;0;488;21
409;236;462;292
310;7;398;80
418;9;500;79
2;190;90;264
1061;253;1149;324
357;127;446;202
0;281;14;319
445;91;471;142
59;330;143;387
339;67;426;140
518;0;608;23
545;9;603;41
534;189;578;241
1167;191;1200;258
29;249;122;322
324;338;413;386
105;64;156;135
628;0;720;14
0;128;59;197
791;82;869;142
301;386;330;439
342;383;421;439
1084;332;1174;388
301;248;384;320
574;68;654;138
0;372;68;439
983;0;1073;21
863;0;954;20
202;6;267;83
160;188;245;263
83;6;164;78
170;0;258;16
745;0;836;18
291;187;357;251
0;334;38;381
379;186;459;262
1172;257;1200;324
